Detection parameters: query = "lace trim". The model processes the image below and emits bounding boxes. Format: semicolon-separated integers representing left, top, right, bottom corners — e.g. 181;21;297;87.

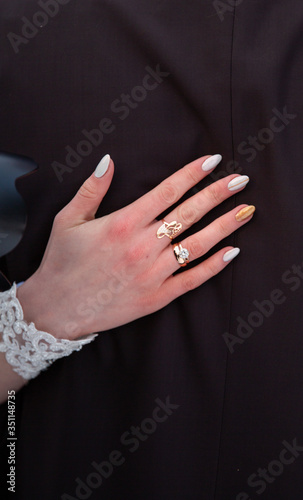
0;284;97;380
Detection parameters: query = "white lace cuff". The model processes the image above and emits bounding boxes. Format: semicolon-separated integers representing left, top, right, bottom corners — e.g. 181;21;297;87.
0;283;97;380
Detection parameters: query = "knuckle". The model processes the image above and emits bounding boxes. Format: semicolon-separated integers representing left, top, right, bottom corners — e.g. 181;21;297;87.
125;244;146;264
187;236;204;258
184;166;200;185
182;274;199;292
107;214;133;241
217;218;228;237
78;179;98;200
138;292;156;311
159;182;179;205
204;183;222;205
205;259;221;277
177;203;197;226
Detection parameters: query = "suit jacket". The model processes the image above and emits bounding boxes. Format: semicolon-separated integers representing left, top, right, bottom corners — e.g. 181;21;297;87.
1;1;303;498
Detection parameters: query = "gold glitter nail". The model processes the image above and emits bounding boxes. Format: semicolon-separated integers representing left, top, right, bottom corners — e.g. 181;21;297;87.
235;205;256;222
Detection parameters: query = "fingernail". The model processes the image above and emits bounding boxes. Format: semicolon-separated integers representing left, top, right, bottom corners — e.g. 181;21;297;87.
235;205;256;221
223;247;240;262
228;175;249;192
202;154;222;172
94;154;110;178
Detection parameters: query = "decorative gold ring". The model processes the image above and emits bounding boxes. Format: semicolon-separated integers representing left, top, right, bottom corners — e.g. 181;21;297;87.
157;220;182;240
173;243;189;267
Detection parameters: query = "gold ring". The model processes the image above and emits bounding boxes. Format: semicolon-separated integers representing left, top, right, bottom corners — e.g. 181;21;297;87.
173;243;189;267
157;220;182;240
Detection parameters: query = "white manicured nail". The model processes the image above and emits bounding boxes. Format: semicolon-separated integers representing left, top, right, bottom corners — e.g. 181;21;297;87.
202;154;222;172
228;175;249;192
94;154;110;178
223;247;240;262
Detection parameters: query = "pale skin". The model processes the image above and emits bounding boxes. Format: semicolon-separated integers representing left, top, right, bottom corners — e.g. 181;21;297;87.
0;155;255;403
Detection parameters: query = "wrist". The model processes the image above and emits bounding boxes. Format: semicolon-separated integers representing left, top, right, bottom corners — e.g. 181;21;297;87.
16;273;88;340
0;284;97;380
17;273;60;337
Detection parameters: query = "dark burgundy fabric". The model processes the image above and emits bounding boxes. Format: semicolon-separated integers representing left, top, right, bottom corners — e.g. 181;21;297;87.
1;1;303;499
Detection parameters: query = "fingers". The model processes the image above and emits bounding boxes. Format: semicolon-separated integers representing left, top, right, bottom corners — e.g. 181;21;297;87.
159;246;241;305
156;173;250;239
155;204;255;279
129;154;223;225
57;154;114;226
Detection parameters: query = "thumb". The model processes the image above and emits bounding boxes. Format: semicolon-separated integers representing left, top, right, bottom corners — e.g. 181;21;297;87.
62;154;114;225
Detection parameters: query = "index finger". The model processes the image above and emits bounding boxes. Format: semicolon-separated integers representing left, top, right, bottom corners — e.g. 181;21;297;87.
129;154;222;226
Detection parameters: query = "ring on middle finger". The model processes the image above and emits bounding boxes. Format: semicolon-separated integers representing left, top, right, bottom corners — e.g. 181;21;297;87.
156;219;182;240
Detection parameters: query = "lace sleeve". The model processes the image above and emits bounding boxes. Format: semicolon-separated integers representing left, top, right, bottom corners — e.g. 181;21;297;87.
0;284;97;380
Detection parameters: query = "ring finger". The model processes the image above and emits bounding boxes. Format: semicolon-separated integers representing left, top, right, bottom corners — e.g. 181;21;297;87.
155;204;255;279
151;173;250;248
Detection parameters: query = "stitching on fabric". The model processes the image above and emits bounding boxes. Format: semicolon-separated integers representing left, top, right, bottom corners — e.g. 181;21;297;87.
213;5;238;498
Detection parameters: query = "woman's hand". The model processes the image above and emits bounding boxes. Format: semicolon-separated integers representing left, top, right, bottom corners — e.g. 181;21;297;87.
17;154;255;339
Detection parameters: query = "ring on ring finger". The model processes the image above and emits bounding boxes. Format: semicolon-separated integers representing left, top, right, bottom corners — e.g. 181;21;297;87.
173;243;190;267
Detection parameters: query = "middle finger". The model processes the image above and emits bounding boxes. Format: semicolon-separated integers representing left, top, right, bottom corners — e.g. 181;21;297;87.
151;173;250;246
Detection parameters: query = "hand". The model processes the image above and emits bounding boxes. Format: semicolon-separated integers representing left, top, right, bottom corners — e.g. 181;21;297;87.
17;154;255;339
